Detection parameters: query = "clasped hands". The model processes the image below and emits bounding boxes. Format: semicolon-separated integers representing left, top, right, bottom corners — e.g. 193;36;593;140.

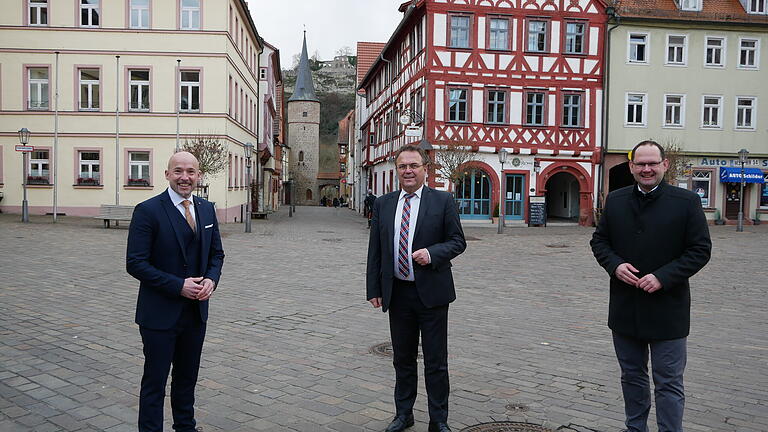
615;263;662;293
369;248;431;308
181;277;216;301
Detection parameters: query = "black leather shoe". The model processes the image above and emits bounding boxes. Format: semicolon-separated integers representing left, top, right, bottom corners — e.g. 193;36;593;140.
385;414;415;432
428;422;452;432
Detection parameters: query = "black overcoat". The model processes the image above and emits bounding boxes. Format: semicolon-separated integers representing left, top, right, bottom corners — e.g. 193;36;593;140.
591;182;711;340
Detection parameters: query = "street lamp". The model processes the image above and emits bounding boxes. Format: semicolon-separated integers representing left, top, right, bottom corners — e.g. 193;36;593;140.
497;148;508;234
18;128;30;223
244;142;253;233
737;148;749;232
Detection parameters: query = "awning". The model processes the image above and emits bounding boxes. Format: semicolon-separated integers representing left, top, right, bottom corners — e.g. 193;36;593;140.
719;167;765;183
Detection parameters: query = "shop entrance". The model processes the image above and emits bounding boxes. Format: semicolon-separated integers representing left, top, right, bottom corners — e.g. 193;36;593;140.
545;172;580;221
725;183;743;220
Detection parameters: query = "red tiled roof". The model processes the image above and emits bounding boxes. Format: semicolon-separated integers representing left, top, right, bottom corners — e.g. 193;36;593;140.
356;42;386;87
617;0;768;24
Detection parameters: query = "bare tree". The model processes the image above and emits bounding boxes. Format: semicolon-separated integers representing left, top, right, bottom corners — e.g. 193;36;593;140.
433;140;478;197
181;133;229;179
660;137;690;182
335;46;353;57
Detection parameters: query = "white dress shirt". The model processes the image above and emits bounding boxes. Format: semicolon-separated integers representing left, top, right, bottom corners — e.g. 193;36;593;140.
167;188;196;225
393;185;424;281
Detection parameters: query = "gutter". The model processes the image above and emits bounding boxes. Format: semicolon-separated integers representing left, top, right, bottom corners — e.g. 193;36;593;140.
598;8;621;209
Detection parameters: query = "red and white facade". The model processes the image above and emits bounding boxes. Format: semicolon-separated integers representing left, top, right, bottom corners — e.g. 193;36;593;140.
358;0;607;225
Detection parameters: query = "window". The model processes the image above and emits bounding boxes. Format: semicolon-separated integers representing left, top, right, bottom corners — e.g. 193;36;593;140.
416;19;424;52
130;0;149;29
298;151;304;162
489;18;509;50
80;0;99;27
692;171;711;207
180;0;200;30
739;38;759;68
259;68;266;80
179;70;200;112
666;35;687;65
736;97;756;129
705;37;725;67
562;93;582;127
29;0;47;25
628;33;648;63
679;0;701;11
564;22;585;54
626;93;646;126
77;151;100;185
28;67;49;110
409;29;417;59
129;69;150;111
487;90;506;124
448;88;468;122
702;96;722;128
749;0;767;13
527;20;547;52
664;94;685;127
525;91;545;126
128;152;150;186
449;15;470;48
761;174;768;208
79;69;100;111
29;150;50;184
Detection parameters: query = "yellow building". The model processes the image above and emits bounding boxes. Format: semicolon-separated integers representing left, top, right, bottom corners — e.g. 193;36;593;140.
0;0;264;223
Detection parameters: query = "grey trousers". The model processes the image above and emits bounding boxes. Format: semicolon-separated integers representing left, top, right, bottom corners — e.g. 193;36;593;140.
612;332;687;432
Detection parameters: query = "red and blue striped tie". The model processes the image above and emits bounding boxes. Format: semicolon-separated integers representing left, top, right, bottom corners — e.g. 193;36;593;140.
398;193;416;279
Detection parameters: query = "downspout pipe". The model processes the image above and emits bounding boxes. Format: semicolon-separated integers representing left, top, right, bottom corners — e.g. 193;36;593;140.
598;8;621;209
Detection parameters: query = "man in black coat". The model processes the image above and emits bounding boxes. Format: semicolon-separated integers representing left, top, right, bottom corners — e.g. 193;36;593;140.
591;140;711;432
367;145;466;432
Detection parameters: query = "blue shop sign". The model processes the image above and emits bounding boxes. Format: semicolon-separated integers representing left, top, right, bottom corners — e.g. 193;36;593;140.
719;167;765;183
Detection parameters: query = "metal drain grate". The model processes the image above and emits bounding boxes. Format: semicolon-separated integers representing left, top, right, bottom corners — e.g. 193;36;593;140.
504;402;529;412
461;422;553;432
369;342;422;359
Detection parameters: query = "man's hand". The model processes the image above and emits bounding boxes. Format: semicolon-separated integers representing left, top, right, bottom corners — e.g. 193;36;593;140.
412;248;431;266
181;277;204;299
615;263;640;287
369;297;382;308
196;278;216;301
637;274;662;293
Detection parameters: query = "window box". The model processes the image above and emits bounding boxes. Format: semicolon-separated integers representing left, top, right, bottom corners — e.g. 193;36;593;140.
77;177;100;186
128;178;150;187
27;176;50;185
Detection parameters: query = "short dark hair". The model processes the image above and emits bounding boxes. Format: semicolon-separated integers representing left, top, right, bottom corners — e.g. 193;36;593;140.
631;140;665;161
394;144;430;166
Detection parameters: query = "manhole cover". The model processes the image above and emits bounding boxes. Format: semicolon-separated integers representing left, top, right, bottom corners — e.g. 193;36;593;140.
369;342;422;359
461;423;553;432
505;403;529;412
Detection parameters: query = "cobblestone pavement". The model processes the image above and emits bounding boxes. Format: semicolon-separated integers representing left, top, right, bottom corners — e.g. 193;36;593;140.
0;207;766;432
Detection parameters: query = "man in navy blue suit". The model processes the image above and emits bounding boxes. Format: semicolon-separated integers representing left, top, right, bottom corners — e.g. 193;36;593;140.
127;151;225;432
367;145;466;432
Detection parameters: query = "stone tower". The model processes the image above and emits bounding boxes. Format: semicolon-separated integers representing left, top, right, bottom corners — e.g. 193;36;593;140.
288;32;320;205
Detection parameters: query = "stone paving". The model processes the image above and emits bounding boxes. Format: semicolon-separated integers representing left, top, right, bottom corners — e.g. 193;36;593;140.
0;207;766;432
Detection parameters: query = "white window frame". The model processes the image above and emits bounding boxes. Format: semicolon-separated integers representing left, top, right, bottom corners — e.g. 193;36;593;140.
701;95;723;129
525;91;546;126
704;36;726;68
28;67;49;110
129;69;150;112
448;88;468;122
486;90;507;124
29;0;48;26
564;21;586;55
679;0;702;11
735;96;757;130
80;0;100;28
527;20;548;53
748;0;767;14
79;68;100;111
692;170;711;207
665;34;687;66
180;0;200;30
625;92;647;127
179;70;200;112
562;93;582;127
489;17;510;51
128;151;151;184
449;15;471;49
628;32;649;64
29;150;50;181
738;38;760;69
78;151;101;184
130;0;150;29
663;94;686;128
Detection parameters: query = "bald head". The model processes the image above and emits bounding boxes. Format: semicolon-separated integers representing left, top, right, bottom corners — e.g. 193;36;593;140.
165;151;201;198
167;151;199;170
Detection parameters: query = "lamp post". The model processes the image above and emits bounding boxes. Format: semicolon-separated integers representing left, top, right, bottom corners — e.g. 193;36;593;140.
497;148;508;234
737;148;749;232
18;128;30;223
244;142;253;233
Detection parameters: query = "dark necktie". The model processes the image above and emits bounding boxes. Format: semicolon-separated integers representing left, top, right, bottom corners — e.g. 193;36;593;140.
397;193;416;279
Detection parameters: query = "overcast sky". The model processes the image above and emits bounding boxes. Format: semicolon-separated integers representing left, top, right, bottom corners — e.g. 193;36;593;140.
247;0;404;68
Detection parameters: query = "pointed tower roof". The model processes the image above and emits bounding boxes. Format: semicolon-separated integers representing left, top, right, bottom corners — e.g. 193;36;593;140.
289;31;319;102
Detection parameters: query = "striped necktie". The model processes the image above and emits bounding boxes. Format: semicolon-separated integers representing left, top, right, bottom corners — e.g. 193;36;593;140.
397;193;416;279
182;199;196;232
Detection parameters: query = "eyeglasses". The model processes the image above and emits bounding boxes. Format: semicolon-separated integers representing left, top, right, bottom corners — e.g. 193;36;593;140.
396;163;424;171
632;161;663;168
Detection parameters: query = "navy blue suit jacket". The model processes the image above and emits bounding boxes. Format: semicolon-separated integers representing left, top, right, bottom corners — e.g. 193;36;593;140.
127;190;225;330
366;187;466;312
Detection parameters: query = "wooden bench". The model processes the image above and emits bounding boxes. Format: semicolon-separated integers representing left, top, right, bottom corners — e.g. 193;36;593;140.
95;204;135;228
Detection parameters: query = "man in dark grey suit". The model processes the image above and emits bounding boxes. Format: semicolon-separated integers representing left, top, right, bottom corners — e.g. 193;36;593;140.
591;140;711;432
366;144;466;432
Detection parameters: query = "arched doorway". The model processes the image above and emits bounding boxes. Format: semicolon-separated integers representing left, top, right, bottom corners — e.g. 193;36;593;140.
545;171;580;221
609;162;634;192
306;189;313;201
456;169;491;219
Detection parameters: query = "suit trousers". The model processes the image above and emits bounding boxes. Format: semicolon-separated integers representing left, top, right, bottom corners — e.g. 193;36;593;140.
612;332;687;432
138;301;206;432
389;279;449;423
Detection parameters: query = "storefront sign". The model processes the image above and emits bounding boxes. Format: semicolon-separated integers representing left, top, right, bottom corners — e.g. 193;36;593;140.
700;157;768;167
719;167;765;183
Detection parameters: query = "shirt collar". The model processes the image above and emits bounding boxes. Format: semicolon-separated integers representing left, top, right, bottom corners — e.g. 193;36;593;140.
399;185;424;200
636;184;660;195
167;187;195;207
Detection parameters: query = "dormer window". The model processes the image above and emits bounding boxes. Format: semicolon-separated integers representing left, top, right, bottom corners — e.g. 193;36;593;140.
679;0;701;11
748;0;767;14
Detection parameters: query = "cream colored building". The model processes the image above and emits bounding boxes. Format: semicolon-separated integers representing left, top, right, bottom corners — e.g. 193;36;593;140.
0;0;264;223
603;0;768;224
